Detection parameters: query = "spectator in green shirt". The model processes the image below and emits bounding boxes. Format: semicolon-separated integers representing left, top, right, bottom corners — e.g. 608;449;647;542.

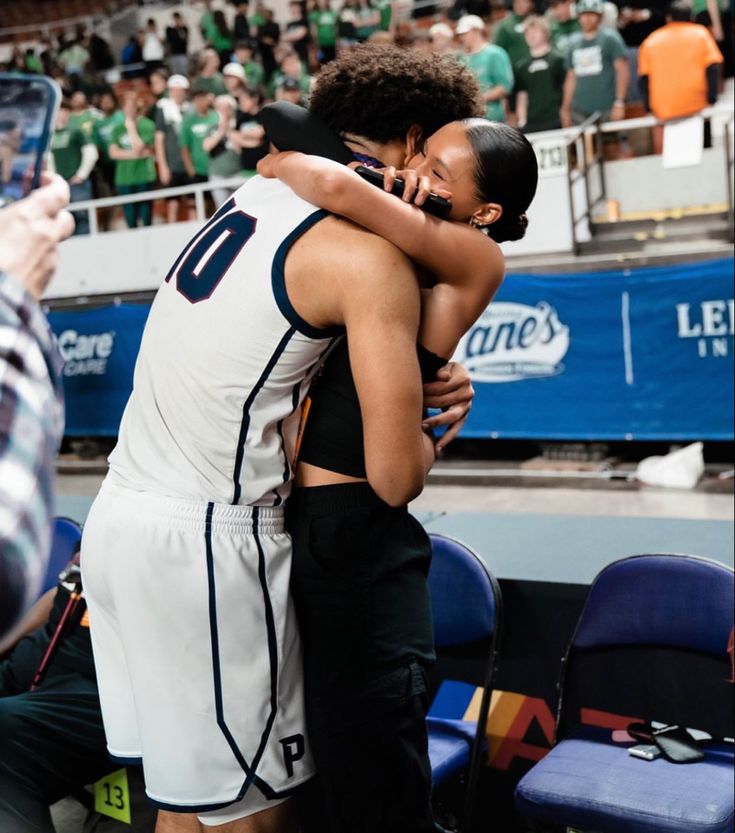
268;51;312;99
233;41;266;87
109;93;157;228
50;99;99;235
180;88;219;181
547;0;581;54
456;15;514;122
92;89;124;192
68;91;100;143
561;0;628;125
193;48;227;96
429;22;457;56
494;0;536;68
310;0;339;64
515;15;566;132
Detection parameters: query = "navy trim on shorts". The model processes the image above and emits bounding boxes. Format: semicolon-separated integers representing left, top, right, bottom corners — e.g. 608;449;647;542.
237;507;281;795
231;327;296;505
205;502;256;798
271;209;344;340
108;754;143;766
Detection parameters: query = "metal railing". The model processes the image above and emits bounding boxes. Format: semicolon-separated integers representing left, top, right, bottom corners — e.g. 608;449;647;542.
67;174;254;235
564;112;605;256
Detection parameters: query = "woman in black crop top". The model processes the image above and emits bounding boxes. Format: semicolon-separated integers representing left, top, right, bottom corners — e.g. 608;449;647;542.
275;118;538;833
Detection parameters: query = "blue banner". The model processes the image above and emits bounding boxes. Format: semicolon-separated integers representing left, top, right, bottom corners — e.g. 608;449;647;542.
48;259;734;440
48;304;150;436
454;258;734;440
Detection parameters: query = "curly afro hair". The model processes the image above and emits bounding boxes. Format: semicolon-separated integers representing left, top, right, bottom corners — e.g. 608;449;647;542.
309;44;483;145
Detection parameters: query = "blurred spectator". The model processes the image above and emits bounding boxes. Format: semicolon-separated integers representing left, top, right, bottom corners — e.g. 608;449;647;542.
233;40;266;87
212;10;236;65
494;0;536;67
58;35;89;78
68;91;100;142
693;0;732;77
195;48;228;95
638;1;723;121
310;0;339;64
166;11;191;76
180;88;219;184
223;62;247;97
616;0;667;101
121;33;145;79
269;50;312;99
88;32;115;73
257;7;281;80
560;0;628;126
200;0;217;45
338;1;360;46
232;86;268;171
277;75;308;103
547;0;581;53
448;0;491;21
377;0;394;32
515;15;566;132
49;99;98;235
142;18;165;78
456;15;514;122
233;0;252;41
283;0;312;63
109;94;157;229
429;22;457;55
154;75;192;223
203;95;243;207
92;90;124;193
354;0;382;41
147;68;170;120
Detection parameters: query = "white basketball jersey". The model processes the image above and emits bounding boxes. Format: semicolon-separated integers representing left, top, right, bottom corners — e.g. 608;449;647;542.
109;177;341;506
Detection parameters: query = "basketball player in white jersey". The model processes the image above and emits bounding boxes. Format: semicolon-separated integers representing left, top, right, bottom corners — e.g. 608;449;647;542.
80;46;480;832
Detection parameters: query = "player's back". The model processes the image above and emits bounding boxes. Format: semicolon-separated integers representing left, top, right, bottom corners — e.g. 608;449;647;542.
109;177;341;506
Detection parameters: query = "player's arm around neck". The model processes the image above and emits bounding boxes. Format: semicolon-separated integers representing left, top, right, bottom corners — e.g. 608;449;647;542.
338;232;433;507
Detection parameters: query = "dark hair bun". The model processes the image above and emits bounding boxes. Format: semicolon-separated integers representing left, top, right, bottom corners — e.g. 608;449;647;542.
482;211;529;243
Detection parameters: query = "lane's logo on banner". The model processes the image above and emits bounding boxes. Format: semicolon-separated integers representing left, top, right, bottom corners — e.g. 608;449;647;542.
456;302;570;383
57;329;116;376
676;299;734;358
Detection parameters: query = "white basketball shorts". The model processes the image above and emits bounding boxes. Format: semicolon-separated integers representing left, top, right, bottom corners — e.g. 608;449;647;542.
80;476;314;818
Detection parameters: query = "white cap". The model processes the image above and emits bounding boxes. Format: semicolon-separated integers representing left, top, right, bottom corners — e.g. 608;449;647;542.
429;22;454;39
222;62;246;80
455;14;485;34
167;74;190;89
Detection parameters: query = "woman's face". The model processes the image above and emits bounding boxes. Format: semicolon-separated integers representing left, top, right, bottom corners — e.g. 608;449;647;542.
406;121;481;223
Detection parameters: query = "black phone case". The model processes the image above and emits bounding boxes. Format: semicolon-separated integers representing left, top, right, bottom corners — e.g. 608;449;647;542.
354;166;453;220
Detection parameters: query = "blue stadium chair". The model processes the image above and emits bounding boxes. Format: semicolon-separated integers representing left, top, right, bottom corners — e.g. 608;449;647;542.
41;517;82;595
515;554;735;833
427;533;503;833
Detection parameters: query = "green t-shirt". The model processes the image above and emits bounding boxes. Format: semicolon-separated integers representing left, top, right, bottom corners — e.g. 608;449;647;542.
201;12;232;51
692;0;726;14
456;45;514;122
180;110;219;176
50;126;85;181
110;117;157;187
566;27;627;116
249;12;266;29
243;60;265;87
550;17;581;55
309;8;338;46
93;110;125;161
194;73;227;96
355;4;379;39
514;50;566;131
493;13;531;68
377;0;392;31
68;109;100;142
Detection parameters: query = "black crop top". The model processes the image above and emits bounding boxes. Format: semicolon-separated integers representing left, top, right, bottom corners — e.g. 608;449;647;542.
298;340;448;479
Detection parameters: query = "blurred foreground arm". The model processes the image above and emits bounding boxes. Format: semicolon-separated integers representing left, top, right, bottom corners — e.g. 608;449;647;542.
0;175;71;637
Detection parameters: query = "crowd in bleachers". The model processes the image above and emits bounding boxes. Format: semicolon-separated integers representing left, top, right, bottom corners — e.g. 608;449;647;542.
1;0;731;233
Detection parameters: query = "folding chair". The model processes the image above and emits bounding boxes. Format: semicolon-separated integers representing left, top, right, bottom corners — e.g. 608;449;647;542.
427;533;503;833
516;553;735;833
42;517;83;595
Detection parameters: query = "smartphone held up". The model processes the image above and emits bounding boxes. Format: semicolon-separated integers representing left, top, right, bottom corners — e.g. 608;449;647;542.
0;74;60;209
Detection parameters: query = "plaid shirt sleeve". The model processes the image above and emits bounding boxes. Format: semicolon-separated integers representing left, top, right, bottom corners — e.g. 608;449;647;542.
0;271;64;636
